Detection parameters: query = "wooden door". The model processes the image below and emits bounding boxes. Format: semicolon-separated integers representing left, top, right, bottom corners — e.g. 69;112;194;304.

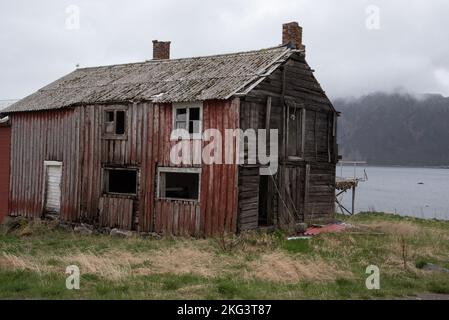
278;165;307;227
44;161;62;214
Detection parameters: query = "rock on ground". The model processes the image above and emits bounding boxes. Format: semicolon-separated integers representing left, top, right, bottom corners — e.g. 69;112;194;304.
110;228;134;238
74;224;93;235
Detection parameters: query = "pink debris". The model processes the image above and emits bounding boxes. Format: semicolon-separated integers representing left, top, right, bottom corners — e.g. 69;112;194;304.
304;223;347;236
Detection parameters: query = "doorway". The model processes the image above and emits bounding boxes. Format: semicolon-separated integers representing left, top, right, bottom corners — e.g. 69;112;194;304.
43;161;62;215
258;175;269;226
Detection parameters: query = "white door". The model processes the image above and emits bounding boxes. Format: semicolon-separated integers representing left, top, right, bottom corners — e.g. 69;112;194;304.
44;161;62;214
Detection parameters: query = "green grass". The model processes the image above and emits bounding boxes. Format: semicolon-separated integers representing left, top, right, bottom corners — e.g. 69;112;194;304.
281;238;312;254
1;212;449;299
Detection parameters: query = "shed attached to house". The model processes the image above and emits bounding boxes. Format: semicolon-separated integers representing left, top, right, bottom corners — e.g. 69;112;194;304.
0;117;11;224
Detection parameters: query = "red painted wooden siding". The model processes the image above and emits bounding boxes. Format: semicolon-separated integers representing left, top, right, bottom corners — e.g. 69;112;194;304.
8;99;240;236
0;125;11;223
199;99;239;236
142;99;240;236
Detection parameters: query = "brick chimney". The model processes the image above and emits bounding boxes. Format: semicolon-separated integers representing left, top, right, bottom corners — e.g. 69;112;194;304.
282;22;305;51
152;40;171;60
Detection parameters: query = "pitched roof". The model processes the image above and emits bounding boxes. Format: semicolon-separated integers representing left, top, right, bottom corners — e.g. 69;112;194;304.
3;46;297;113
0;100;17;111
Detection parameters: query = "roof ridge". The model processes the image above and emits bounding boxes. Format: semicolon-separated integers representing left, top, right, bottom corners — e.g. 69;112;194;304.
3;45;308;113
39;75;265;92
76;45;291;71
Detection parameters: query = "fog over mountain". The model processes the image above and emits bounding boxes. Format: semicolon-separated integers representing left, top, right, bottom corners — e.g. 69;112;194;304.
334;92;449;166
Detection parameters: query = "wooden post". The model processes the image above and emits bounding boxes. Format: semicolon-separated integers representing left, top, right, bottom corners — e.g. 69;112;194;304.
304;164;310;220
265;96;271;132
351;185;356;215
281;67;286;160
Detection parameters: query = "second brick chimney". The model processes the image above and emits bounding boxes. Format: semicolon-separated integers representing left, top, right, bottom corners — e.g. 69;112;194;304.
153;40;171;60
282;22;305;51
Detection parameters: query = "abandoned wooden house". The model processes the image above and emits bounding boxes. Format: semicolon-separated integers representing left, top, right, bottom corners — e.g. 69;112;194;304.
0;22;338;235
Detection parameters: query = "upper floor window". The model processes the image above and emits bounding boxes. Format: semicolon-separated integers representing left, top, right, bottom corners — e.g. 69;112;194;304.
173;102;202;138
104;108;127;139
287;106;305;158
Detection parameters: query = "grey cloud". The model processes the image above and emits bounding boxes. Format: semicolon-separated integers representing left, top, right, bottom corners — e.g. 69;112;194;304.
1;0;448;101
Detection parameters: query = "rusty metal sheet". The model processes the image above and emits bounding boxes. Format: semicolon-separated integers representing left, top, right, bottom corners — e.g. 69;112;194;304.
0;125;11;223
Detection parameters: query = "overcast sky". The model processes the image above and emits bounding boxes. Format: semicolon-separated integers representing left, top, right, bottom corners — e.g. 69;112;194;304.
1;0;448;102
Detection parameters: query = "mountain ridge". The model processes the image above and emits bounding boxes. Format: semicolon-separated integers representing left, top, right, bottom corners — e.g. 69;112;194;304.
334;92;449;166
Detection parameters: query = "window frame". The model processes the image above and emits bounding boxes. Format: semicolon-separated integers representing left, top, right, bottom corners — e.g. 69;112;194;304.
157;167;201;202
286;105;306;160
103;106;128;140
103;167;139;197
172;102;203;140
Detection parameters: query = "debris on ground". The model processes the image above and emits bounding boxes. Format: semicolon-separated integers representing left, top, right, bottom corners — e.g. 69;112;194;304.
303;222;351;236
294;223;308;234
287;236;312;241
110;228;134;238
286;222;352;240
421;263;449;273
74;224;93;235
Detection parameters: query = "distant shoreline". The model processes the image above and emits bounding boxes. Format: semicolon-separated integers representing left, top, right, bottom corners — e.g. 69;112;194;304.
338;164;449;169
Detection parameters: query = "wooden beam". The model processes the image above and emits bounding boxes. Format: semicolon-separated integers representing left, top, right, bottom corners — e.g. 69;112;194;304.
304;163;310;220
281;67;287;161
351;185;356;216
265;96;271;131
301;109;306;157
314;111;318;160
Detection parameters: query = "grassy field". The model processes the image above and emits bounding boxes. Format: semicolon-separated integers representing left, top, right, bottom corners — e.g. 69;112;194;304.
1;212;449;299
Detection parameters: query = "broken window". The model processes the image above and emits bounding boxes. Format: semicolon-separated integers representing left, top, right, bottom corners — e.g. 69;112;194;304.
104;109;127;137
158;168;200;201
173;103;202;136
174;108;187;130
115;111;125;135
104;168;138;195
287;107;305;158
189;107;200;134
106;111;114;122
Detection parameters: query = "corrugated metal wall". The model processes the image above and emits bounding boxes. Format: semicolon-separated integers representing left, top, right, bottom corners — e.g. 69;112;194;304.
0;125;11;223
9;110;81;221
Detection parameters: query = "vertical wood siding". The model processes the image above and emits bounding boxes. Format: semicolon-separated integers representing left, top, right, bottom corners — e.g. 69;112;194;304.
145;99;240;236
237;54;338;228
8;99;239;236
199;99;239;236
277;165;305;227
99;196;133;229
238;166;260;231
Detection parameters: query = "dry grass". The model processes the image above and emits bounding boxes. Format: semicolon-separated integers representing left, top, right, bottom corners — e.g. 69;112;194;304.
2;213;449;299
0;242;259;281
0;253;43;273
0;244;352;284
135;246;217;277
246;251;351;283
367;221;422;237
0;217;432;284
